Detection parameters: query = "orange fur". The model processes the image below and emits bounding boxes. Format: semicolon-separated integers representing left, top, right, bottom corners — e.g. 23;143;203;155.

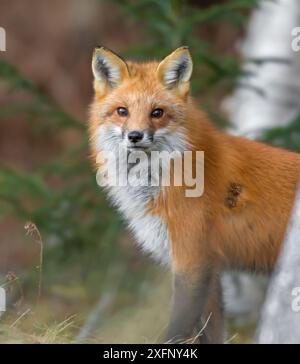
152;107;300;272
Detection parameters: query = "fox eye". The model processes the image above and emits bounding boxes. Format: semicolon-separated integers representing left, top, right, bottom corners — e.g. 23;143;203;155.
116;107;128;117
151;108;164;118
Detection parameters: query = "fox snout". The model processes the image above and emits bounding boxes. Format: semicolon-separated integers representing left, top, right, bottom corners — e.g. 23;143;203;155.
127;130;144;143
124;129;154;150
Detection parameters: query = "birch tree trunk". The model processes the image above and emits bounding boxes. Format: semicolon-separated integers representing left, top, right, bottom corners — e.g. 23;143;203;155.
224;0;300;137
256;185;300;344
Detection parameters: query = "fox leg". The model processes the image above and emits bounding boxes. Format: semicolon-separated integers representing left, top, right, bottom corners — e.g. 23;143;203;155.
165;266;212;343
198;274;224;344
165;265;224;344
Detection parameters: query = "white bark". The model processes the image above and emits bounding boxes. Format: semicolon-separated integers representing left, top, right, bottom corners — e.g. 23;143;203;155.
223;0;300;138
257;185;300;344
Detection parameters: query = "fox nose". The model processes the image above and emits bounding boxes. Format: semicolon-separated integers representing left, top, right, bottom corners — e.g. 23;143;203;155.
128;130;144;143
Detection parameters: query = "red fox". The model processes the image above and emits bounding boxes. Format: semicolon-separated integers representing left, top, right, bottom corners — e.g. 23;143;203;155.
88;46;300;343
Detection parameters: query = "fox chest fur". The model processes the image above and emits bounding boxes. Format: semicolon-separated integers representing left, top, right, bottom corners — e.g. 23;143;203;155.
97;150;170;264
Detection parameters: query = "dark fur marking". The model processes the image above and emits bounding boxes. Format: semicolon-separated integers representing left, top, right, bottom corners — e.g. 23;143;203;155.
225;196;236;208
225;182;242;209
229;182;242;196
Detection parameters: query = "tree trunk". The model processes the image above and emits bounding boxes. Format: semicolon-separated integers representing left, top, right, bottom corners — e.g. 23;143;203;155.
256;185;300;344
223;0;300;137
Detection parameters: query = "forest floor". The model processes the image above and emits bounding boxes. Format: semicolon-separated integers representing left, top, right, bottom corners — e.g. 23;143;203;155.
0;272;255;344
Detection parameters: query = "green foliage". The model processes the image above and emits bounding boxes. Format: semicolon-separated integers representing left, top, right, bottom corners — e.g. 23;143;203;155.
0;60;84;131
110;0;258;49
260;114;300;152
0;60;125;292
108;0;258;97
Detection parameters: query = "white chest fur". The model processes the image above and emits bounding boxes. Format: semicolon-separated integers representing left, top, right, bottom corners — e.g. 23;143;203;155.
107;184;170;265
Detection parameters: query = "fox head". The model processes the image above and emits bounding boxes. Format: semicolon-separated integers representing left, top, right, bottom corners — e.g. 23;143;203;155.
89;46;193;154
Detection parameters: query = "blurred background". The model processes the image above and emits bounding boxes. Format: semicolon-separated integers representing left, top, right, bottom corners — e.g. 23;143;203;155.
1;0;300;343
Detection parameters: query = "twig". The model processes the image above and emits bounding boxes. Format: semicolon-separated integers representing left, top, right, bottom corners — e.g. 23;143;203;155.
190;312;212;344
10;308;31;328
24;222;44;304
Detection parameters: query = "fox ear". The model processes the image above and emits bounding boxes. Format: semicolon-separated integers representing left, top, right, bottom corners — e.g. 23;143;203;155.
157;47;193;91
92;47;129;92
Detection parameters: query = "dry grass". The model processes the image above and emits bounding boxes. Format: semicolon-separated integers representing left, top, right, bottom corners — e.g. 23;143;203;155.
0;223;254;344
0;309;77;343
0;277;254;344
